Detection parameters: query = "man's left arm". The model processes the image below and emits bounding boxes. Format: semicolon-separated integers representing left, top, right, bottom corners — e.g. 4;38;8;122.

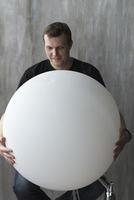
113;113;132;160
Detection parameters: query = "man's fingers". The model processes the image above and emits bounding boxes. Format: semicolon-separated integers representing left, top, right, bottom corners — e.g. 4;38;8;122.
113;145;124;160
2;152;16;165
5;157;15;165
114;144;124;153
0;145;15;165
3;152;15;160
113;152;120;161
0;138;15;165
0;145;13;154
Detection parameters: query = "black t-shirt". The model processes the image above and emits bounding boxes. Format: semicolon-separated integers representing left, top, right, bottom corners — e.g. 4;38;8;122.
18;58;105;88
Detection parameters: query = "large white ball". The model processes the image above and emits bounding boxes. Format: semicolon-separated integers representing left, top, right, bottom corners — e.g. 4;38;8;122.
3;70;120;191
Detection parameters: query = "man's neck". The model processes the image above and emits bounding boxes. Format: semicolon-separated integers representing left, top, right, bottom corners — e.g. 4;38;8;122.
51;58;73;70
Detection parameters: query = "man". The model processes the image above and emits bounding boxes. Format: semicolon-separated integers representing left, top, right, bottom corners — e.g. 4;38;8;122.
0;22;132;200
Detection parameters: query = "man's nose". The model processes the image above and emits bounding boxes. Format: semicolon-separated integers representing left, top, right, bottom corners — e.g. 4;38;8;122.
52;49;58;57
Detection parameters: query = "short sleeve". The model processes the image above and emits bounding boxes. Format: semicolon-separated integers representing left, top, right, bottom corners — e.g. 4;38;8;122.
17;68;34;89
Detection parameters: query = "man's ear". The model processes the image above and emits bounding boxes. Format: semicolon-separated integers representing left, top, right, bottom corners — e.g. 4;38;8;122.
69;40;73;49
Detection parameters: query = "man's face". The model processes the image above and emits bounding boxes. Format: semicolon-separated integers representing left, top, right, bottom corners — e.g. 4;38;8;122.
44;33;72;69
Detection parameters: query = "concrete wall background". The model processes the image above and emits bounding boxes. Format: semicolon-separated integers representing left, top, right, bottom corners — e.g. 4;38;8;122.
0;0;134;199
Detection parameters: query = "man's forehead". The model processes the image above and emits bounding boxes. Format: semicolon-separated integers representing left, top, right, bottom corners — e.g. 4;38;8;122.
44;34;68;45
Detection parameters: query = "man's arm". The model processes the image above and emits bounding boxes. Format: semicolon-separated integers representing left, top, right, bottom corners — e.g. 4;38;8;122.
0;68;33;165
113;113;132;160
0;114;15;165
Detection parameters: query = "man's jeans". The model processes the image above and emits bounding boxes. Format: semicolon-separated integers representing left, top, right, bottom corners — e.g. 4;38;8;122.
13;171;105;200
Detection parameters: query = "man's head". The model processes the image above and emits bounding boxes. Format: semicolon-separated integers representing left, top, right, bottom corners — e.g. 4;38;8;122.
43;22;73;69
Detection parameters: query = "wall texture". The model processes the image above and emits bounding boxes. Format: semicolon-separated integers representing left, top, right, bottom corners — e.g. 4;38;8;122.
0;0;134;199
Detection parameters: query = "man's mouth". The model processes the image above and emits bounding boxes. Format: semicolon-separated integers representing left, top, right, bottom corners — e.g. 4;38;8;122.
52;58;61;62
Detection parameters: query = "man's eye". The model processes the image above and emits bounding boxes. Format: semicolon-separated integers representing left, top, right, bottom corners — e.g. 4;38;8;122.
58;46;64;50
47;47;52;50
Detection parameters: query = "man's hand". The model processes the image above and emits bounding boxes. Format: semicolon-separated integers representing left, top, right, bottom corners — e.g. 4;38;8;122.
0;136;15;165
113;128;131;161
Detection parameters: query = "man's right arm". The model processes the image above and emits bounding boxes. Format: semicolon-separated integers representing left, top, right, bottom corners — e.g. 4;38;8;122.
0;67;33;165
0;66;33;165
0;114;15;165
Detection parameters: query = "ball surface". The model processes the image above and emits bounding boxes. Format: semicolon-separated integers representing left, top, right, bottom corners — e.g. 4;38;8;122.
3;70;120;190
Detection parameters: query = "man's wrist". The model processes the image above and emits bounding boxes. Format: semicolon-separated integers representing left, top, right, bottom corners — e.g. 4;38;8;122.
123;128;132;143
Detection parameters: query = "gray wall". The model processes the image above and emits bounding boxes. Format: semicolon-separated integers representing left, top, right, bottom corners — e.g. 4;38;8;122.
0;0;134;199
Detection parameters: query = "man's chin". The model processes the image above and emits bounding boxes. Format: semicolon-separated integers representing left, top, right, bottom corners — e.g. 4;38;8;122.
51;62;64;69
